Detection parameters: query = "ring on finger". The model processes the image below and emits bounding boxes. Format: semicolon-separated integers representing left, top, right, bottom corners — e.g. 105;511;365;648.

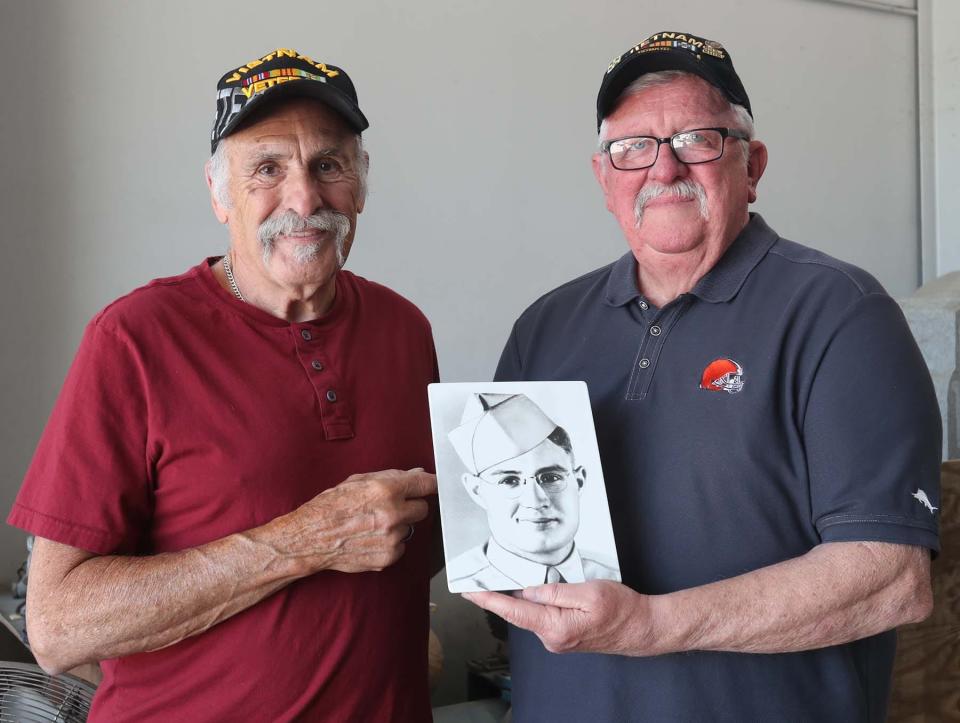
401;525;415;543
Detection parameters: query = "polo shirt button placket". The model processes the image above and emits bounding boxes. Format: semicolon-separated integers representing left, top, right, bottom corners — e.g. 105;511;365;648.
301;329;313;341
650;325;662;336
311;360;324;371
639;358;650;369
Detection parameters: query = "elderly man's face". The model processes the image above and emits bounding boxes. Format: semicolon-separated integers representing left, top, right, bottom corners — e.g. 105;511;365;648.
210;97;366;293
592;74;766;262
465;438;583;564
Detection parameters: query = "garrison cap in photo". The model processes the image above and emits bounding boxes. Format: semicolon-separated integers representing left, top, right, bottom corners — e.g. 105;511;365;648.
449;394;559;476
596;31;752;130
211;48;369;153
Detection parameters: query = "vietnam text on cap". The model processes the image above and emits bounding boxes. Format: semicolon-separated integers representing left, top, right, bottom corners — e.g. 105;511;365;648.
596;31;751;130
211;48;369;153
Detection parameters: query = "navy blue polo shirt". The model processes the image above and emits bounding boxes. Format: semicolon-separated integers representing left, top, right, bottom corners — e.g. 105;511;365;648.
495;214;941;722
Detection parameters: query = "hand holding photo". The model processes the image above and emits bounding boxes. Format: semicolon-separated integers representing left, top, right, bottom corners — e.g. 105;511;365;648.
429;382;621;593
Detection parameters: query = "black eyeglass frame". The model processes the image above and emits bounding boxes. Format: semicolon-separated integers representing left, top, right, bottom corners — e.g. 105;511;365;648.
600;127;751;171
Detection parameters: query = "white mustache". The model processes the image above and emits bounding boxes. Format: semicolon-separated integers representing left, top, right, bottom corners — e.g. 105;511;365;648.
634;180;708;227
257;210;351;267
258;209;350;245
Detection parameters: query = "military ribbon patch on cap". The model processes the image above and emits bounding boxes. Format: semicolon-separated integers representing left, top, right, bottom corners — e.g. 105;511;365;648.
606;32;726;73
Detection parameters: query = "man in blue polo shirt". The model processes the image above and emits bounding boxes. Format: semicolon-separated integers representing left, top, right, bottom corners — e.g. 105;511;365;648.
464;31;942;721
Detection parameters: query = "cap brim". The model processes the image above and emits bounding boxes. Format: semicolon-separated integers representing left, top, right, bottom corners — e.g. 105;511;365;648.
218;79;369;146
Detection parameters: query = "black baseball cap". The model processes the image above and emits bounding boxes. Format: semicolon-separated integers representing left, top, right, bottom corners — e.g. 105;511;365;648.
211;48;369;153
596;32;751;131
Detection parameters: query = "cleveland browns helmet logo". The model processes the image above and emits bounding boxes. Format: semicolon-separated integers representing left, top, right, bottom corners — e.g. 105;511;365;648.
700;358;744;394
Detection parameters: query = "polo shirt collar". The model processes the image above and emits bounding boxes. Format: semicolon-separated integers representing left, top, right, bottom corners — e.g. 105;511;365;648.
691;213;779;303
603;213;779;307
603;250;645;307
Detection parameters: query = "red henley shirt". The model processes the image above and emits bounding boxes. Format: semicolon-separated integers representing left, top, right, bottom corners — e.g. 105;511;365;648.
9;259;438;722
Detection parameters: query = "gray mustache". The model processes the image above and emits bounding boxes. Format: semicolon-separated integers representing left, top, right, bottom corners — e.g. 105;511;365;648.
634;180;708;227
257;209;351;246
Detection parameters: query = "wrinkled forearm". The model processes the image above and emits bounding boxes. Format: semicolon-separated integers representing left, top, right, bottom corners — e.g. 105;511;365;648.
27;526;303;674
643;542;932;656
27;469;433;674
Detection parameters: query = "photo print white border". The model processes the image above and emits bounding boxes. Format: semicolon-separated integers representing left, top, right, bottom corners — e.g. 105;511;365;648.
428;381;621;593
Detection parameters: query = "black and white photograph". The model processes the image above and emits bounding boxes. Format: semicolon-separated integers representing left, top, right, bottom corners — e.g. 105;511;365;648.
429;381;621;593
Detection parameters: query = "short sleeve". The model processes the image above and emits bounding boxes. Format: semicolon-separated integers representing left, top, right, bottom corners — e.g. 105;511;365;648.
804;294;941;553
494;323;524;382
7;318;153;554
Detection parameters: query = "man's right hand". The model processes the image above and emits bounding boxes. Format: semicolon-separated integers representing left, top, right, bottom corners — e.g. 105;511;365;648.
26;468;437;675
256;468;437;575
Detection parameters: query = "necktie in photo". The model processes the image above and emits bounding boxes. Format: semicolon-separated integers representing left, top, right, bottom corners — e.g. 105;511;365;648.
545;566;565;584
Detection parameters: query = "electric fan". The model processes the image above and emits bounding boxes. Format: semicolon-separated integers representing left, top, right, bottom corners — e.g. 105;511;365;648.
0;662;94;722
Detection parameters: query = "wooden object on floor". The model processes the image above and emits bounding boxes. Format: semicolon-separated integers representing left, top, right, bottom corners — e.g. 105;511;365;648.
889;460;960;721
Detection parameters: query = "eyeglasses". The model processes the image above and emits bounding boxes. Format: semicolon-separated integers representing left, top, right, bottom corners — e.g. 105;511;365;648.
600;127;750;171
480;469;571;499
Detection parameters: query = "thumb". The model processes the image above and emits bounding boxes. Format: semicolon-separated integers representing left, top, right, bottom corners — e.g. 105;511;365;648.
521;583;590;609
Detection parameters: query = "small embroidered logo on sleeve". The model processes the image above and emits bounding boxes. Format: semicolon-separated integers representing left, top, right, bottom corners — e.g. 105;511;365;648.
699;358;744;394
911;489;938;515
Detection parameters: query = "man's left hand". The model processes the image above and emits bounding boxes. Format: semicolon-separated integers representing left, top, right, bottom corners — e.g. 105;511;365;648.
465;542;934;659
463;581;659;656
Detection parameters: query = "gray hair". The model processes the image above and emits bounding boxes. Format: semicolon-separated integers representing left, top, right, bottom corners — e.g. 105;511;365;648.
598;70;754;163
208;140;232;208
208;134;369;209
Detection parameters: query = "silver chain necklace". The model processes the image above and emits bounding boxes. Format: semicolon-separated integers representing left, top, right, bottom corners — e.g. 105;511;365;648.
222;253;245;302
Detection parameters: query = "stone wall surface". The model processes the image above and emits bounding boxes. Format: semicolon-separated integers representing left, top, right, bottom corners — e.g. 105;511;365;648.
898;271;960;459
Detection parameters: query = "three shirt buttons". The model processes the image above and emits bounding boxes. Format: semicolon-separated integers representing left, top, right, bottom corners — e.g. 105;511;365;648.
301;330;335;404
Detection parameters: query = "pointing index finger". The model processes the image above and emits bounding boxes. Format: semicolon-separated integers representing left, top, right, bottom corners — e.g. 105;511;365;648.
400;469;437;499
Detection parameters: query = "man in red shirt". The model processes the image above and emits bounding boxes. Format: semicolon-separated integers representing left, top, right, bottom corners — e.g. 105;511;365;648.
9;48;439;722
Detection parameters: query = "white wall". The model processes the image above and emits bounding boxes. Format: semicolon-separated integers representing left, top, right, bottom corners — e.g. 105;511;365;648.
0;0;927;705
